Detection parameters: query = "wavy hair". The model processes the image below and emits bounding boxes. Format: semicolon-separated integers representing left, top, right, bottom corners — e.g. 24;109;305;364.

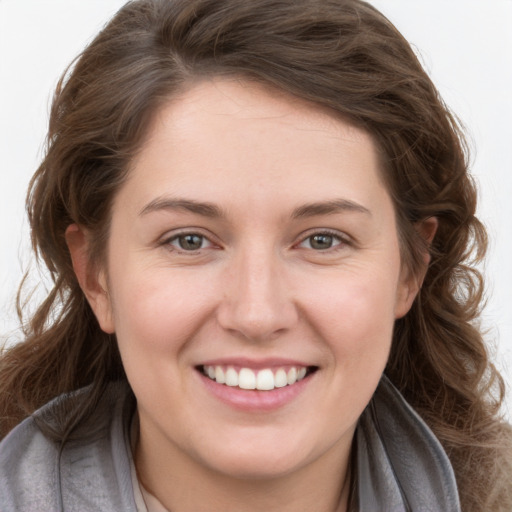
1;0;510;509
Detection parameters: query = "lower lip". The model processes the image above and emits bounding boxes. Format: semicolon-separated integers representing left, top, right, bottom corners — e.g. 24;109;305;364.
198;371;314;412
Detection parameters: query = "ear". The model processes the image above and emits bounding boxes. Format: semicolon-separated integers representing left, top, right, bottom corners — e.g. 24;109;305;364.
394;217;438;319
65;224;115;333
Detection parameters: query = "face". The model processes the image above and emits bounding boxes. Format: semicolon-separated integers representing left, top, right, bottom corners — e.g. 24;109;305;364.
75;79;419;482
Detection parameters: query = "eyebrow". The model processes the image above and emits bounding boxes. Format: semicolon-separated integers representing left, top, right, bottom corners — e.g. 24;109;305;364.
139;198;224;218
292;199;371;219
139;197;371;219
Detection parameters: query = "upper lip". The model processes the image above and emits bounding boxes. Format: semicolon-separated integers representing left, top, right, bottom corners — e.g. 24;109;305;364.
197;357;315;370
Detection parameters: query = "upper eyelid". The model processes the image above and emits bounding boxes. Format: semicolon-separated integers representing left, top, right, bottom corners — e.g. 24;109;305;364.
161;231;220;254
294;228;351;245
160;227;218;243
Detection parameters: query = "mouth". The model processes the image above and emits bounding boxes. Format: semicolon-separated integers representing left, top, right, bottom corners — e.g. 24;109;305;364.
198;364;318;391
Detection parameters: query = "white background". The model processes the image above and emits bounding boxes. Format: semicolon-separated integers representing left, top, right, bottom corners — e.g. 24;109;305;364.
1;0;511;413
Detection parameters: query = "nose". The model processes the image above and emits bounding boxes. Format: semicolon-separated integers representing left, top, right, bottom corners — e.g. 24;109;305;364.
216;247;299;342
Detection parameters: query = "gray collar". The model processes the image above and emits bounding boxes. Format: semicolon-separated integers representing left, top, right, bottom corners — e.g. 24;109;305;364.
356;376;461;511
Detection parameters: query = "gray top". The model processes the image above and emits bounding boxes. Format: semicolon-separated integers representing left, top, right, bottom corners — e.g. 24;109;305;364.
0;377;460;511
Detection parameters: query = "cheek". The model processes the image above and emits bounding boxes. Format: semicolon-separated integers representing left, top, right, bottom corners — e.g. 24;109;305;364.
295;273;398;432
109;269;209;354
108;272;213;406
302;269;399;357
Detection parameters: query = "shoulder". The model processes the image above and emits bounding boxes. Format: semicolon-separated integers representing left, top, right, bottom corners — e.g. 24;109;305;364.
0;414;60;511
0;381;137;512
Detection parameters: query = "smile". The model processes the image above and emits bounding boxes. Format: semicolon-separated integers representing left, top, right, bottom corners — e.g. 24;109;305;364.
201;365;314;391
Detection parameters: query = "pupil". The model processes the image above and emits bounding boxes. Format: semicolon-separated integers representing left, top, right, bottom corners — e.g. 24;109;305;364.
311;234;333;250
179;234;203;250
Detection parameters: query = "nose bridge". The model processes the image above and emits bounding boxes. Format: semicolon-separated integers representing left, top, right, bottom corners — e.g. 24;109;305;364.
218;241;297;341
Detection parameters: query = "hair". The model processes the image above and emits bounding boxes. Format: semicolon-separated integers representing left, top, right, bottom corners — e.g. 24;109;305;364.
1;0;510;509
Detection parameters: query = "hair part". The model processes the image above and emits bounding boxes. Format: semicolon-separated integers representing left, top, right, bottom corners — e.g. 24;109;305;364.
1;1;511;509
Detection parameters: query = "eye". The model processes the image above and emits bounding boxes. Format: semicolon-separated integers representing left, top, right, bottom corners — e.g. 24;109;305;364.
298;232;344;251
167;233;212;251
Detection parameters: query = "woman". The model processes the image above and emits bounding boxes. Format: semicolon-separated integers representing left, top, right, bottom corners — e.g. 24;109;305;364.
0;0;510;510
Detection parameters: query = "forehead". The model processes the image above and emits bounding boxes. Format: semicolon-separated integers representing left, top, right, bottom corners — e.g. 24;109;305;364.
121;78;388;217
145;78;373;152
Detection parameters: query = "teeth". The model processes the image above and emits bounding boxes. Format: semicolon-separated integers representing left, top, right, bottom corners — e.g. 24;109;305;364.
256;369;274;391
203;365;310;391
287;367;297;385
274;369;288;388
239;368;256;389
215;366;226;384
225;367;239;387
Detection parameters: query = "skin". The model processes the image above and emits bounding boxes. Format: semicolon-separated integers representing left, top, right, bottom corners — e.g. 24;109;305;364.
67;79;433;512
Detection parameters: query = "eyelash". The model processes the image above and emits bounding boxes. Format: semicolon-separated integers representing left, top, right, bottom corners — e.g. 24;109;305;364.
161;228;350;254
163;231;215;252
295;229;349;252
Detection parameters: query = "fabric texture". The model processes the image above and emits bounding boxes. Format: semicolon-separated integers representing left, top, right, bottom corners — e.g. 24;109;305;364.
0;377;460;512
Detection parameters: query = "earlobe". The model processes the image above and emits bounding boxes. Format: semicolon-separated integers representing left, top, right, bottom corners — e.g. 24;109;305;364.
65;224;115;333
394;274;419;319
394;217;438;319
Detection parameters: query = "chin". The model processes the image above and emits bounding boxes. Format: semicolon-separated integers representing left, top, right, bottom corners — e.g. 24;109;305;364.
195;436;313;480
208;454;303;481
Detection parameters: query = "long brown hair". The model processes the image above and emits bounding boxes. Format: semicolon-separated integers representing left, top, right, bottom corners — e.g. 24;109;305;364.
1;0;510;509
